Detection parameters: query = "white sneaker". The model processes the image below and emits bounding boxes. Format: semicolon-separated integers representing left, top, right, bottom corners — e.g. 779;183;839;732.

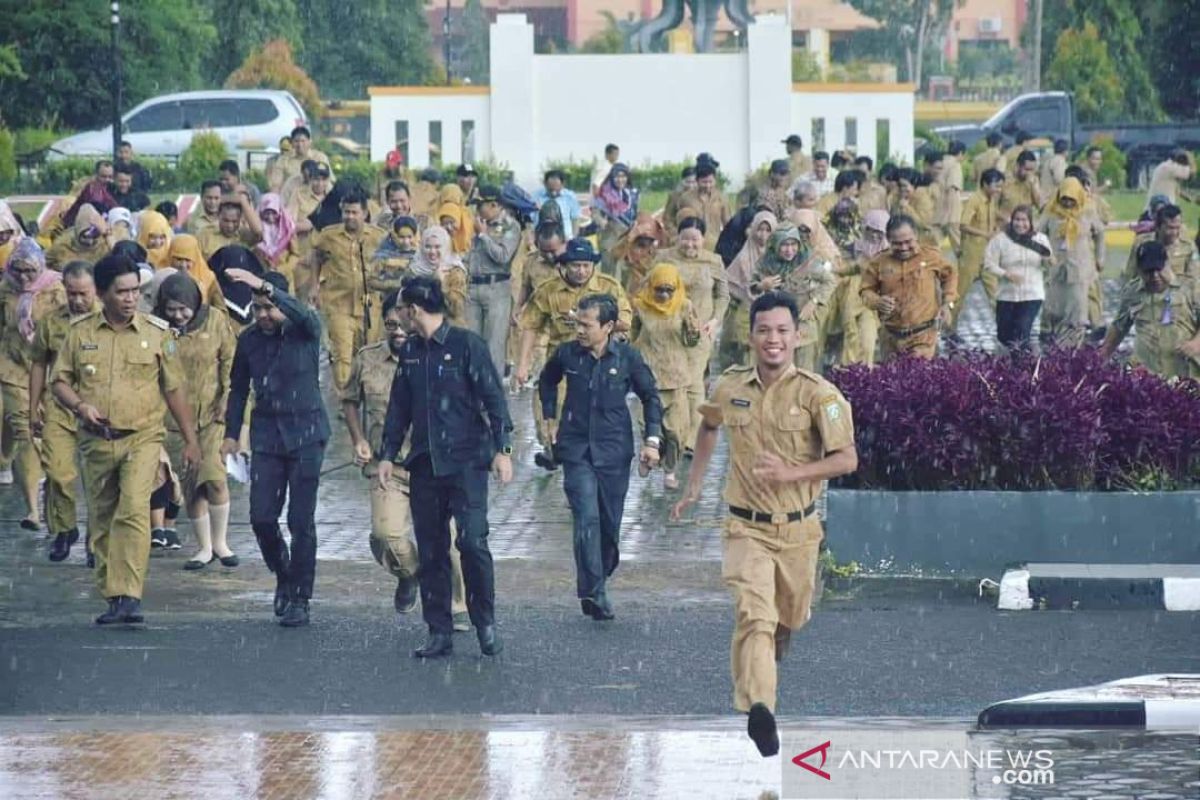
0;468;13;486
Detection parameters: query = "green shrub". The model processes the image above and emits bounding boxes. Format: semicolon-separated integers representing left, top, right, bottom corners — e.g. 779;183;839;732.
1074;139;1126;189
914;125;947;159
176;131;230;189
539;158;718;193
0;128;15;189
331;158;379;192
14;127;61;157
37;157;95;193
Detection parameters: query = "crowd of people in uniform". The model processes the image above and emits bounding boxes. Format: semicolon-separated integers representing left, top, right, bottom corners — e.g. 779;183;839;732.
1;122;1197;758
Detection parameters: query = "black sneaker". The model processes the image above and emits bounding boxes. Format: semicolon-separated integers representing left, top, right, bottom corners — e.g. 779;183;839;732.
162;529;181;550
747;703;780;757
150;529;167;549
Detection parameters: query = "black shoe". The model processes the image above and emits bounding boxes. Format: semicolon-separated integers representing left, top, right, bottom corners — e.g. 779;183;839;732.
118;596;144;624
150;529;167;549
95;597;122;625
581;596;614;621
217;554;240;567
534;451;558;472
86;550;95;569
280;599;309;627
476;624;502;656
393;575;418;614
48;529;80;562
183;554;214;571
162;529;181;550
20;518;39;531
747;703;780;758
413;631;453;659
273;578;291;617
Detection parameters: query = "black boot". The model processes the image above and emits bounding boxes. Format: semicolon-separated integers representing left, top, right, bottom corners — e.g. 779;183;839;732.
581;594;614;621
48;529;80;563
95;597;121;625
273;576;292;617
412;630;453;659
393;574;418;614
476;624;503;656
280;598;309;627
747;703;780;758
119;596;144;624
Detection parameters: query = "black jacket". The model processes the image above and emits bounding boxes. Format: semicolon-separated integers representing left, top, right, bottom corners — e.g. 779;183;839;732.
538;339;663;469
225;286;330;454
381;321;513;476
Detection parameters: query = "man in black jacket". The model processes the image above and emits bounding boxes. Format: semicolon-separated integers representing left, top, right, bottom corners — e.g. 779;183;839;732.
379;276;514;658
221;270;330;628
538;293;663;620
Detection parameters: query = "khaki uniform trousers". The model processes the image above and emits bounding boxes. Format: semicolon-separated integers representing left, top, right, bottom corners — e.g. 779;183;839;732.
838;276;879;366
951;237;999;330
323;310;368;393
40;402;80;537
369;466;465;616
1087;278;1104;328
80;429;162;600
1;379;43;513
722;515;823;713
880;325;939;360
685;341;715;450
794;307;831;373
1044;271;1090;348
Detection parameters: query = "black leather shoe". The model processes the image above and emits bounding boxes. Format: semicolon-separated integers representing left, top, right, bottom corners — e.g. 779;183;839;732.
273;578;291;617
280;599;309;627
476;624;503;656
95;598;121;625
183;555;214;571
118;596;144;624
412;632;453;658
533;451;558;472
217;554;239;567
393;575;418;614
747;703;780;758
49;529;80;562
581;596;614;621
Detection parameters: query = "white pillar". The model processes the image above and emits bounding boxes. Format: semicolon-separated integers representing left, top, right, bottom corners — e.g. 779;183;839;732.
807;28;829;73
489;14;536;185
745;14;792;174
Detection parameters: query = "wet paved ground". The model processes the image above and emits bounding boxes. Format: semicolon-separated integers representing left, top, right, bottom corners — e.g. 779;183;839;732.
1;282;1191;800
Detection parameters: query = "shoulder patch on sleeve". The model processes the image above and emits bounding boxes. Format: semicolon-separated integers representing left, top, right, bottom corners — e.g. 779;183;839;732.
145;314;170;330
820;395;843;422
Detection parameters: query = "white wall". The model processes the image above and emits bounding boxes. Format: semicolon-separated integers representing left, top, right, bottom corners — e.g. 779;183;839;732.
368;94;490;168
790;89;915;166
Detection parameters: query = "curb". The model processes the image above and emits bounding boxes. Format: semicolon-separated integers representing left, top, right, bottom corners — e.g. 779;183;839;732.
997;563;1200;611
978;674;1200;730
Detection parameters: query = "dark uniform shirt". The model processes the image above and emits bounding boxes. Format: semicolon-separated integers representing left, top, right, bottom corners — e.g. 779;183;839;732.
225;286;330;454
538;339;663;469
380;320;513;476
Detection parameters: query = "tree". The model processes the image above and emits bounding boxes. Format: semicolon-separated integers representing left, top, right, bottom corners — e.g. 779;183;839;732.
579;11;625;55
1028;0;1162;121
1138;0;1200;119
460;0;490;84
199;0;302;87
846;0;963;89
225;39;322;120
0;0;215;130
1044;23;1124;123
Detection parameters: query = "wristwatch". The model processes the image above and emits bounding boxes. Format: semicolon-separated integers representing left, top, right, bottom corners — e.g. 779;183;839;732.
645;436;661;449
255;280;274;298
500;445;514;456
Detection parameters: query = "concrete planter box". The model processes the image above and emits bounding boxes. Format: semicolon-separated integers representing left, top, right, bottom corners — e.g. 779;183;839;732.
825;490;1200;578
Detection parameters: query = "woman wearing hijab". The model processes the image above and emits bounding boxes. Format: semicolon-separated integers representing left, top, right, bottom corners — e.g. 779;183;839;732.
1038;177;1105;348
0;201;26;268
0;239;66;529
751;223;837;371
45;204;110;271
369;215;419;304
822;200;874;367
167;234;223;309
720;210;777;368
136;210;173;269
106;208;136;243
985;205;1054;351
630;263;701;490
593;164;638;274
404;226;469;326
611;214;667;296
153;273;239;570
833;209;889;366
255;193;298;285
436;183;475;254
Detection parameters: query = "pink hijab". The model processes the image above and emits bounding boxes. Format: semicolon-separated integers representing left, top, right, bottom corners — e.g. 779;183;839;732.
854;209;891;260
5;238;62;342
256;193;296;265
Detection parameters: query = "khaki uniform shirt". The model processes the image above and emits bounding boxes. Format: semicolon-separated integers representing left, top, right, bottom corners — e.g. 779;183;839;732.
1123;234;1200;282
659;248;730;328
972;147;1002;181
52;311;183;434
940;159;964;226
313;224;387;317
1039;154;1068;194
45;237;109;271
1038;213;1104;285
1147;160;1192;204
891;190;938;246
1000;175;1042;214
31;305;89;426
521;272;633;347
1001;144;1025;177
861;245;958;330
166;309;236;431
674;189;731;249
287;188;327;258
0;282;67;384
342;341;399;458
198;227;260;261
1110;275;1200;378
268;149;332;192
858;180;888;214
630;301;700;390
788;153;813;183
960;191;1003;246
516;249;560;308
185;210;218;237
758;185;792;219
700;363;854;514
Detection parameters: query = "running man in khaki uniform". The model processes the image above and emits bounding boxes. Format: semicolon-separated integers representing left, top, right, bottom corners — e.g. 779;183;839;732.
52;253;200;625
671;290;857;758
953;168;1005;330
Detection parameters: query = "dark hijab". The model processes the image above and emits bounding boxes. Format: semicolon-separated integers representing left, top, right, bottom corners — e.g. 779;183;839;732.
208;245;263;325
154;272;208;333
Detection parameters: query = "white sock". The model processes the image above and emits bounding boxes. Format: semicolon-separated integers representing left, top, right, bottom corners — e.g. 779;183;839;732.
190;513;212;561
209;503;233;558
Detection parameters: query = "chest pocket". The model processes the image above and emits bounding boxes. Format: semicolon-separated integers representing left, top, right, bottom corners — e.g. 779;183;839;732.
125;346;158;383
724;402;754;428
777;405;812;432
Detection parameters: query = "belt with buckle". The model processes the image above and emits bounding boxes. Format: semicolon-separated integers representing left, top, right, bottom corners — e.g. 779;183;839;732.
470;274;510;285
84;423;136;441
885;319;937;338
729;503;816;525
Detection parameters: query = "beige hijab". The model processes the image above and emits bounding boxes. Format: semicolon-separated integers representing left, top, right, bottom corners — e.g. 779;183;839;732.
727;210;777;304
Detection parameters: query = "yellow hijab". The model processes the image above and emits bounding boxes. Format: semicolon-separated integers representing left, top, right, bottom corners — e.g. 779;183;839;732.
635;262;687;318
1047;177;1086;245
436;201;472;254
167;234;217;301
137;210;173;268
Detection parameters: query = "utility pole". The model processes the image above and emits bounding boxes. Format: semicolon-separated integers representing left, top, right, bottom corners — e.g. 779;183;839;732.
444;0;452;86
1031;0;1043;92
111;1;122;158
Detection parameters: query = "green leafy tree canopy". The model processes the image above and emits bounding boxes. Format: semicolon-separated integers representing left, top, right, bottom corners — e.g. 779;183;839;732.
1045;22;1124;124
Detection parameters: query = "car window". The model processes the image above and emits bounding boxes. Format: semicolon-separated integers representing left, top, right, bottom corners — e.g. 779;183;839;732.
1016;104;1060;134
125;101;182;133
236;99;279;126
179;99;241;129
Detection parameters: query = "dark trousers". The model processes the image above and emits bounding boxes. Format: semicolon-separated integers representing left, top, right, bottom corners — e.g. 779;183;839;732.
562;460;631;600
996;300;1043;351
249;443;325;599
408;455;495;634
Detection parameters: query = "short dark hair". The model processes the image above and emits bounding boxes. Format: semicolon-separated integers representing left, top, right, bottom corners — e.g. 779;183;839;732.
880;164;899;182
681;166;696;179
986;132;1003;147
896;167;922;186
749;290;799;329
1171;147;1190;165
114;163;134;176
219;159;239;176
382;290;401;318
1156;203;1183;226
923;150;943;166
812;151;830;162
885;214;917;237
677;216;707;236
291;125;312;140
577;293;619;326
110;240;147;264
118;140;132;149
200;180;222;194
1016;150;1037;166
854;155;874;170
980;168;1004;187
400;275;447;314
218;200;243;215
947;140;966;156
385;180;410;197
301;159;319;180
1085;145;1103;158
695;163;716;179
830;152;849;169
93;253;140;293
1015;131;1032;144
1054;138;1068;154
340;185;370;209
1136;240;1168;270
834;170;861;192
155;200;178;219
61;260;94;281
535;222;565;243
543;169;566;183
604;143;619;156
94;159;113;173
1064;164;1087;182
